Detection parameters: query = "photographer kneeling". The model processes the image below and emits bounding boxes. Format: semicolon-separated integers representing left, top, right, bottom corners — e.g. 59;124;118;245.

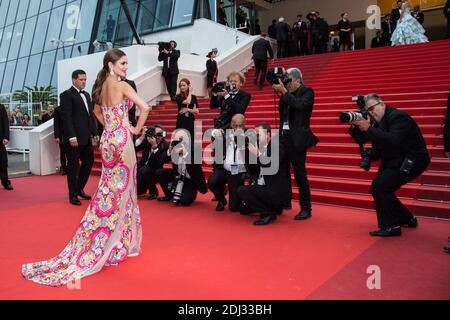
155;130;207;206
352;94;430;237
210;71;251;129
136;125;169;200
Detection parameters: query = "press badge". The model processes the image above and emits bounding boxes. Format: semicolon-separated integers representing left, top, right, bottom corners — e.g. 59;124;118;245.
230;164;239;175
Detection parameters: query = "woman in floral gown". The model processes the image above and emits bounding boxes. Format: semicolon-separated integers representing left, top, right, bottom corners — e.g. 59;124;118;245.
22;49;150;286
391;0;428;46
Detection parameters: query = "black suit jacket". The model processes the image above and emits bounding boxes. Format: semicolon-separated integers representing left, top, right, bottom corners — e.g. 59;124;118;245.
53;106;65;140
60;86;98;146
391;8;401;27
275;22;289;41
364;106;429;169
137;139;169;169
445;1;450;18
293;21;308;39
158;49;180;76
371;37;386;48
279;85;318;152
444;93;450;153
252;38;274;60
412;10;424;24
0;104;9;141
210;90;251;128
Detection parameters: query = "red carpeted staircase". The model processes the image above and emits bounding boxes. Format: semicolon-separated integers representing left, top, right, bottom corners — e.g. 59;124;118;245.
93;40;450;219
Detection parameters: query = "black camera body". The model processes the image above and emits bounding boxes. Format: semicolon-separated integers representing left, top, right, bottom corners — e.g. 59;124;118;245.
158;41;171;52
146;126;165;139
212;81;236;94
266;67;291;86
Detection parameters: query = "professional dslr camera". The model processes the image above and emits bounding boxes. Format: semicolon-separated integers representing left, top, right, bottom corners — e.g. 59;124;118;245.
158;41;171;52
340;95;374;171
145;126;166;139
212;81;236;94
266;67;291;86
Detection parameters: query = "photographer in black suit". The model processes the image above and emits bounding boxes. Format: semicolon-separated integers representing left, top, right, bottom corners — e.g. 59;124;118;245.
272;68;318;220
353;94;430;237
155;130;207;206
391;0;403;31
237;123;290;225
60;70;99;206
53;105;68;175
210;71;251;129
158;40;180;101
252;34;274;89
0;103;12;190
136;125;169;200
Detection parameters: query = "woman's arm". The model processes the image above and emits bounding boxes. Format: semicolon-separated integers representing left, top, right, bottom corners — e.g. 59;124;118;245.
122;82;150;134
94;104;105;126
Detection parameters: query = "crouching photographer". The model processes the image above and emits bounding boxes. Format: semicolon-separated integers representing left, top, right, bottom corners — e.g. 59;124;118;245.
136;125;169;200
339;95;375;171
352;94;430;237
210;71;251;129
155;130;207;206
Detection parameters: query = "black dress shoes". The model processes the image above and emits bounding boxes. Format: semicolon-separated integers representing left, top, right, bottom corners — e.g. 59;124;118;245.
216;200;227;212
78;190;91;200
402;216;418;228
3;182;13;190
254;215;277;226
147;194;158;200
369;227;402;237
157;196;172;202
69;196;82;206
211;196;218;202
444;246;450;254
294;209;312;220
282;203;292;210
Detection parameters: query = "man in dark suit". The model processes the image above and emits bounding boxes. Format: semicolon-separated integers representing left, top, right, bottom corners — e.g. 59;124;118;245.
53;105;67;175
60;70;98;206
381;15;394;46
155;131;207;206
252;34;274;89
391;0;403;31
275;17;290;58
0;103;13;190
136;125;169;199
158;40;180;101
237;123;290;225
371;31;387;48
217;1;228;26
353;94;430;237
316;12;330;53
210;71;251;129
412;5;424;24
268;19;277;40
293;14;308;56
273;68;318;220
444;0;450;38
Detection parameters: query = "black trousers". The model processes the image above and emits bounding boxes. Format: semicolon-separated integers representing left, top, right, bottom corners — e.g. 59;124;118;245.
447;18;450;39
59;142;68;172
371;160;429;230
237;185;282;217
277;40;288;58
164;73;178;99
253;59;268;86
137;165;158;195
208;167;245;212
281;132;312;211
0;144;9;186
65;142;94;197
155;168;198;206
296;37;308;55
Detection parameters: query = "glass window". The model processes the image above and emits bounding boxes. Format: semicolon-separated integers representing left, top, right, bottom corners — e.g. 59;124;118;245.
115;0;138;46
44;6;65;52
53;0;66;8
16;0;30;22
0;2;11;27
39;0;53;13
153;0;173;31
24;54;41;87
95;1;121;44
0;63;5;89
5;1;19;26
0;25;13;63
19;16;37;58
31;11;50;55
12;57;28;92
74;0;96;43
137;0;157;34
38;50;56;86
27;0;40;18
62;0;81;45
8;21;25;61
1;60;17;93
172;0;194;27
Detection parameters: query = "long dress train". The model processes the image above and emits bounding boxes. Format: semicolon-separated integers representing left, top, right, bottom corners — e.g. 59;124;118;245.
391;5;428;46
22;100;142;286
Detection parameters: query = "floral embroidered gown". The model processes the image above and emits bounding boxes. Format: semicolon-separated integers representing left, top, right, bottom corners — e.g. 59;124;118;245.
22;100;142;286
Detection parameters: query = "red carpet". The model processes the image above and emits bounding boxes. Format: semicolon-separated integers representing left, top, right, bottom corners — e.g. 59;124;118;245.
1;175;449;300
94;40;450;219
